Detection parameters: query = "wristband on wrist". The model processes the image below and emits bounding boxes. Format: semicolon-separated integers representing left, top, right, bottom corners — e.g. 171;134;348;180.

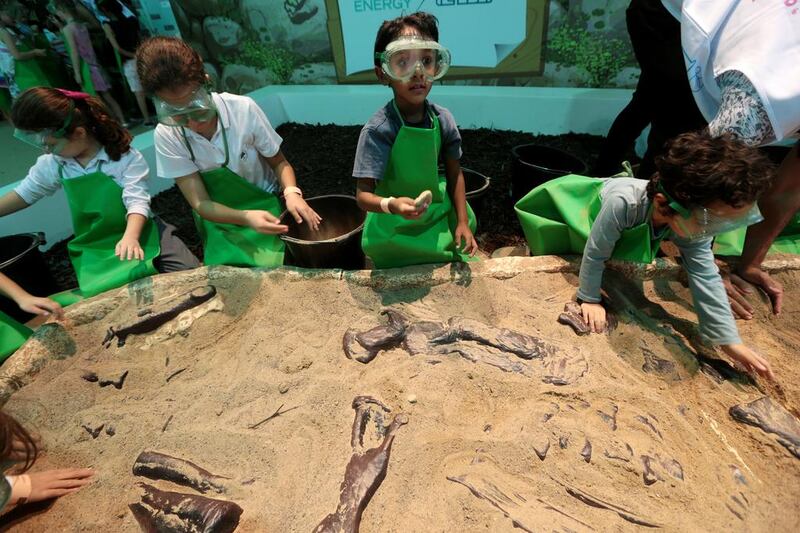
283;186;302;197
380;196;395;214
7;474;32;506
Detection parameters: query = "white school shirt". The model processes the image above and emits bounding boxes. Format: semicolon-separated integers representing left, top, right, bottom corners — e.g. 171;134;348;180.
154;92;282;194
14;147;151;218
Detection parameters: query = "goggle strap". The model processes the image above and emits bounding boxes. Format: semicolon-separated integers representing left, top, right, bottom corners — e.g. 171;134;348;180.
656;181;692;218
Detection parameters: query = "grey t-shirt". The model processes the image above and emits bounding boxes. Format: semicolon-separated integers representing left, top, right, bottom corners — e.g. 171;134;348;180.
577;177;740;346
352;100;462;180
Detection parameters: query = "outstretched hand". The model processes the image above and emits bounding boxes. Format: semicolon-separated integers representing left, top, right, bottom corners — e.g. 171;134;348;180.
16;294;63;320
27;469;94;503
244;209;289;234
720;343;775;381
390;197;426;220
285;194;322;231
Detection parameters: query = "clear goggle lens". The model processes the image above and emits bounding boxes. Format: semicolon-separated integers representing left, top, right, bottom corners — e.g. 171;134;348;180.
675;203;764;240
378;37;451;82
154;87;217;127
13;128;68;154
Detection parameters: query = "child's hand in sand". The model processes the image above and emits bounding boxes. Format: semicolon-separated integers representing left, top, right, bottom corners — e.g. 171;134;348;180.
16;294;63;320
580;302;606;333
27;469;94;502
721;344;775;380
390;197;425;219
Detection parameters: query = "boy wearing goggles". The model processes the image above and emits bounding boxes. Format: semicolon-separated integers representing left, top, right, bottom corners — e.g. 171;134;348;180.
136;37;321;268
516;132;776;380
354;12;477;269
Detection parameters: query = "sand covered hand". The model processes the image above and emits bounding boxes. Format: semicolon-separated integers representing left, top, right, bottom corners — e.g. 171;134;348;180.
390;197;425;219
580;302;607;333
721;343;775;381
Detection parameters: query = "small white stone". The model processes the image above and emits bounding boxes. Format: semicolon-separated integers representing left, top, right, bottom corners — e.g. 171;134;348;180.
407;394;417;404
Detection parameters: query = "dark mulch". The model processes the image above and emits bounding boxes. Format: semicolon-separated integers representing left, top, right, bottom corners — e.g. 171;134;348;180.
42;124;614;291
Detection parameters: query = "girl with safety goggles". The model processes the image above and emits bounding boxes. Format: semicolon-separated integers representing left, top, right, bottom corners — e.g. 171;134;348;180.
516;132;777;380
0;88;199;307
136;36;321;268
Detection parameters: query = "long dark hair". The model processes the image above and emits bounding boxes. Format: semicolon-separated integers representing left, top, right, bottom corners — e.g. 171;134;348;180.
11;87;132;161
0;411;38;473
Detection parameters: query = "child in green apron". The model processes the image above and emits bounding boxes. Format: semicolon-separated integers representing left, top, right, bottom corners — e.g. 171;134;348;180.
516;132;776;380
0;272;63;361
0;410;93;512
135;36;321;268
0;87;199;305
354;12;477;269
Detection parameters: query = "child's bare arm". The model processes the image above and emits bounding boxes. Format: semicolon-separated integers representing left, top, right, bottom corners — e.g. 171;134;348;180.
0;273;63;319
176;172;288;234
0;191;30;217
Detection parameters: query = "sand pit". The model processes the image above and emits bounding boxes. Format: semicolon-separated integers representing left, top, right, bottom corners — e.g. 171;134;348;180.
1;257;799;532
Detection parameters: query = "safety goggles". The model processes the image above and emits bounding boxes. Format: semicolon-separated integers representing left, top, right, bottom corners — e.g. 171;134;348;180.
12;101;74;154
376;36;451;83
153;86;217;127
658;183;764;240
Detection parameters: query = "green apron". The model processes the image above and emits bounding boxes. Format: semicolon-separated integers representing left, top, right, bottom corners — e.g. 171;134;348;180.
61;31;96;95
515;174;665;263
55;163;160;302
13;42;53;93
361;102;477;269
713;213;800;256
0;309;32;362
182;123;284;267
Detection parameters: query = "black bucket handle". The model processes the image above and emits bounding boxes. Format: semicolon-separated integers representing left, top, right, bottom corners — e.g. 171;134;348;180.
0;232;46;271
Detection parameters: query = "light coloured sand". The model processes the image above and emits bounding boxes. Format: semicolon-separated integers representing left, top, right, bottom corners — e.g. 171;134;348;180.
1;258;799;532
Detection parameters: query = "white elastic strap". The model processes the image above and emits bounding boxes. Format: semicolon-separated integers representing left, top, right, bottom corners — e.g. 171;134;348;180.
7;474;32;505
283;186;302;197
380;196;394;214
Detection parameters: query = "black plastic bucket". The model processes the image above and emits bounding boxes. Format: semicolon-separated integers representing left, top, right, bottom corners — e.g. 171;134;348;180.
280;195;366;270
511;144;588;204
463;167;491;224
0;233;59;323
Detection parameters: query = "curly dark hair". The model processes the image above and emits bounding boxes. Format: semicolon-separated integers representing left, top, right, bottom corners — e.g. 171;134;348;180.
648;131;776;209
12;87;132;161
136;36;206;95
374;11;439;67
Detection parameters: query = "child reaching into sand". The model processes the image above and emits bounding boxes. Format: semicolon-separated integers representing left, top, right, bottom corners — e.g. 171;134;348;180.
516;132;776;379
0;272;63;361
0;410;93;511
136;36;321;268
354;12;477;269
0;88;199;305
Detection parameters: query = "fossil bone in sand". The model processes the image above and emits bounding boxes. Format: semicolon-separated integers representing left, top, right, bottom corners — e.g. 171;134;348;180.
314;396;408;533
729;396;800;459
103;285;217;348
128;482;242;533
132;451;229;494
